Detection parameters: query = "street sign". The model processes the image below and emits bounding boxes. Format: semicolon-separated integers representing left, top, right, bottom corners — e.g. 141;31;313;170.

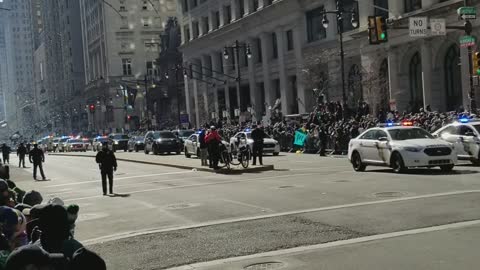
458;6;477;20
460;35;476;48
179;114;189;124
409;17;428;37
430;19;446;36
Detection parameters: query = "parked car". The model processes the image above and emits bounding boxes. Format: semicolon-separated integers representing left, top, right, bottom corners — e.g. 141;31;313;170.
82;138;92;151
184;133;230;158
66;139;87;152
92;136;109;152
128;136;145;152
144;131;181;155
57;136;71;152
229;131;280;155
108;133;129;152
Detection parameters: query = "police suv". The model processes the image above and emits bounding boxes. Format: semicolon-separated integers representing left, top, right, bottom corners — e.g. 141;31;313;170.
432;118;480;165
348;122;457;173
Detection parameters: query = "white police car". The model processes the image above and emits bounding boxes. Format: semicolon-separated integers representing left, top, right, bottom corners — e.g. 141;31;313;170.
348;122;457;173
229;129;280;155
432;118;480;165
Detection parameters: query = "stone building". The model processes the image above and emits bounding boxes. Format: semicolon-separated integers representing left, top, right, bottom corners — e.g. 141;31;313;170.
178;0;480;127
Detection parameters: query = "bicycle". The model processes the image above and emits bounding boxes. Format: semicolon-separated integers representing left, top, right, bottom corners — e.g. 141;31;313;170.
219;139;250;169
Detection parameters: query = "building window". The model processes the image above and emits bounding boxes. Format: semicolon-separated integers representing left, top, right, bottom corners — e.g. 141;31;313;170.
444;45;462;111
143;1;148;10
146;61;158;76
193;21;199;38
214;11;220;29
120;16;128;29
237;0;244;18
119;6;126;12
256;38;262;63
122;59;132;75
192;0;198;8
203;16;210;33
374;0;389;17
409;52;423;112
306;6;326;42
286;30;293;51
182;0;189;12
253;0;259;11
405;0;421;13
225;5;232;23
272;32;278;59
184;25;191;41
142;17;150;27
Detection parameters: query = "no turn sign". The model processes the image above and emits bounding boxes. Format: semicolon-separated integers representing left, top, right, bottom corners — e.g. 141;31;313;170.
409;17;428;37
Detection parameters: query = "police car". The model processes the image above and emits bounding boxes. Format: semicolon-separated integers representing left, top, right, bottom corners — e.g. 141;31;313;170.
432;118;480;165
348;122;457;173
229;129;280;155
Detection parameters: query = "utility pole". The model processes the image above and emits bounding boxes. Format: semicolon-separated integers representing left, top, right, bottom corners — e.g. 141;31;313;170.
464;0;476;111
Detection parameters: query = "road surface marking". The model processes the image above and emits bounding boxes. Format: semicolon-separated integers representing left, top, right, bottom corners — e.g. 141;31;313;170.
220;199;273;212
66;173;318;202
167;219;480;270
82;189;480;245
44;171;193;188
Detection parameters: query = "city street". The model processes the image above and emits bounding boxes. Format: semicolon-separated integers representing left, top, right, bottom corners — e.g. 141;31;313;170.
8;152;480;269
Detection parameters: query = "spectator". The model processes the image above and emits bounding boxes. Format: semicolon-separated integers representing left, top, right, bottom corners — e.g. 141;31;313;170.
69;247;107;270
22;190;43;207
5;244;66;270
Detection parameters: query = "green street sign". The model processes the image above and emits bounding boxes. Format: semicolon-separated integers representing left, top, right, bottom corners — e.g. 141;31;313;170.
458;6;477;20
460;35;476;48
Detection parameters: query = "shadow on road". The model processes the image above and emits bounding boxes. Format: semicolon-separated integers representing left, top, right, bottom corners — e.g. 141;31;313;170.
366;168;479;175
108;193;131;198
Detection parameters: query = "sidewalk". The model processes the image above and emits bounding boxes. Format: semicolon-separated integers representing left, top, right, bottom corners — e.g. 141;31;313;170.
49;151;274;174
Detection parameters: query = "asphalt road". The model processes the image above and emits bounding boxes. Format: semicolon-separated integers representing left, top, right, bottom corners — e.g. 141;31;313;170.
8;152;480;269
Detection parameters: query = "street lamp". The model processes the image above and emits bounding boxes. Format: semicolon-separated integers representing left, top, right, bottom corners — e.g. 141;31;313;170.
223;40;252;114
321;1;358;104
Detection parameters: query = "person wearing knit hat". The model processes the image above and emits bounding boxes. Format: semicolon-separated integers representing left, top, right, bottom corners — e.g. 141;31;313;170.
22;190;43;206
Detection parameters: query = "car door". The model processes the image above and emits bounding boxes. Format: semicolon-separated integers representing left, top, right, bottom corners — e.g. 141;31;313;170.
457;125;477;158
185;135;194;153
438;126;463;157
192;135;199;154
375;130;390;164
356;130;377;162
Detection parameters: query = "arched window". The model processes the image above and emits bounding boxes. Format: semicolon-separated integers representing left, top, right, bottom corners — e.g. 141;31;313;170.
347;64;363;109
379;59;389;111
409;52;423;112
444;45;462;111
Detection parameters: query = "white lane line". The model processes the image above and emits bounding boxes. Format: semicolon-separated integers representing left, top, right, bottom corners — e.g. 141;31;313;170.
82;189;480;245
45;171;193;188
66;173;317;202
168;219;480;270
220;199;273;212
45;175;216;197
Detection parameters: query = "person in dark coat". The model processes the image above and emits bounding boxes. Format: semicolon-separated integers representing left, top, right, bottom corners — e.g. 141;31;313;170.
1;144;10;164
95;143;117;195
251;125;265;166
205;126;221;170
16;143;27;168
29;144;46;181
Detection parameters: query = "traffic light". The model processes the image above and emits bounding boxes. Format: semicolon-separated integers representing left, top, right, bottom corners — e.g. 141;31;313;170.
368;16;388;45
473;51;480;75
376;16;388;42
126;115;131;121
88;104;95;113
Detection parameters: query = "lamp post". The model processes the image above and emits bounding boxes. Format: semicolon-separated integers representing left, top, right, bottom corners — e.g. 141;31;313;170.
223;40;252;115
320;0;358;104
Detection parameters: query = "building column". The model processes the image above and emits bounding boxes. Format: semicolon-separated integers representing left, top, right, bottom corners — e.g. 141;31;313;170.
293;22;306;113
192;59;201;128
231;0;238;22
188;17;194;41
275;28;289;115
210;52;221;117
221;51;231;120
199;18;205;36
388;0;404;18
420;40;433;110
387;47;400;111
460;46;471;110
260;32;273;121
244;0;251;16
219;3;225;27
258;0;264;9
208;12;214;33
201;55;210;121
358;0;374;32
247;37;258;121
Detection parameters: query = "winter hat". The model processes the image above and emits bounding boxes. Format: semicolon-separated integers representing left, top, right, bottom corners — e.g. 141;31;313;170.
47;197;64;206
22;190;43;206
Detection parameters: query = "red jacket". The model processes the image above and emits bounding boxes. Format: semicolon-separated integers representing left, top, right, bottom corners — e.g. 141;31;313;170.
205;131;221;143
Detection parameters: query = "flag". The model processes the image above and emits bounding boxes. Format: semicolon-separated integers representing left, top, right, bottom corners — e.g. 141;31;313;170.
293;130;307;147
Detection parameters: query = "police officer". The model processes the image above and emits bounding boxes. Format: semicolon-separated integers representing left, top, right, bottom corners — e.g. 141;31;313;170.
95;142;117;195
251;124;265;166
17;143;27;168
1;144;10;164
29;144;46;180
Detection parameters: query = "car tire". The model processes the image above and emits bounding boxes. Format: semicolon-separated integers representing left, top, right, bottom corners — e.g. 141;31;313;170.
391;152;406;173
440;164;454;172
134;146;139;152
185;148;191;158
128;148;132;152
351;151;366;172
273;152;279;156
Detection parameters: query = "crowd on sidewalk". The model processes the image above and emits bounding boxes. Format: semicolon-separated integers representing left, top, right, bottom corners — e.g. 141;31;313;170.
0;166;107;269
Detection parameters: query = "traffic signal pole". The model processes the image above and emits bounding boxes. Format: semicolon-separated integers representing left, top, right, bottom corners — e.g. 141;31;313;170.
464;0;476;111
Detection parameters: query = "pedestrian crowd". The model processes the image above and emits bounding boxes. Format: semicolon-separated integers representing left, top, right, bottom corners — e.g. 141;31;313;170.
0;158;107;269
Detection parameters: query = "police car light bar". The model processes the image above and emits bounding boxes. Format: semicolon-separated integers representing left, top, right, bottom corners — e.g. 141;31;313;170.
401;121;413;126
377;121;414;127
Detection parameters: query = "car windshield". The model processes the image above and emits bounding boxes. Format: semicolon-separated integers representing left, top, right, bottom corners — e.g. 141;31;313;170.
68;139;82;143
53;139;59;143
473;125;480;134
60;138;69;142
178;130;194;137
135;136;144;141
154;132;175;139
97;138;108;142
113;134;129;140
388;128;434;140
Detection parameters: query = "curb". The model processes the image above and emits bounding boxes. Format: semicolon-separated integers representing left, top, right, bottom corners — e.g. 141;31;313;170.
49;153;274;174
